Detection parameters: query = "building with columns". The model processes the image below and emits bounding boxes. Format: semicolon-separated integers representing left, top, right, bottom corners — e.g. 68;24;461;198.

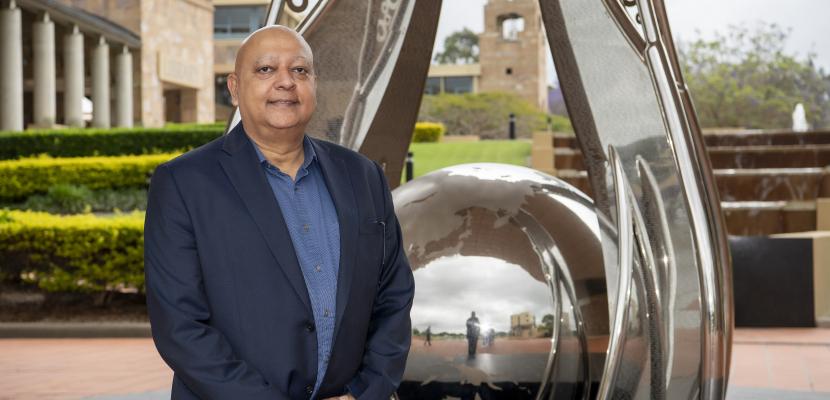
0;0;214;132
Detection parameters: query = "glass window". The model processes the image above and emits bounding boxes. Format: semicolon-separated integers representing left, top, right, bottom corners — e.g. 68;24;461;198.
214;6;267;39
444;76;473;94
424;77;442;95
215;75;233;106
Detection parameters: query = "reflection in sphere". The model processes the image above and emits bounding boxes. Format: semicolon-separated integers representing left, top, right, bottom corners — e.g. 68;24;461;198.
393;164;612;400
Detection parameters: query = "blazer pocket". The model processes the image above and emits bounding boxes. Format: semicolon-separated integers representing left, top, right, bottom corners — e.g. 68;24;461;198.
358;218;387;271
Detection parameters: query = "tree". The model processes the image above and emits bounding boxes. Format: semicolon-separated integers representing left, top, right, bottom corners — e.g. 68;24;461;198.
418;92;572;138
679;23;830;130
434;28;479;64
541;314;555;337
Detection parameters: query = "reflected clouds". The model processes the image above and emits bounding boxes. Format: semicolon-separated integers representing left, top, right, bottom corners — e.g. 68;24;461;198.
411;255;552;334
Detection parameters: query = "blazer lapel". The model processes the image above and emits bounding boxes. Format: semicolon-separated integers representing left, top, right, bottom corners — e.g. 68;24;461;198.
218;124;312;314
310;138;359;341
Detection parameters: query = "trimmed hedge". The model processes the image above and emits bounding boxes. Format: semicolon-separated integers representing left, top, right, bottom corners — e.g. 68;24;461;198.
0;210;145;293
412;122;446;143
0;124;223;160
0;153;176;201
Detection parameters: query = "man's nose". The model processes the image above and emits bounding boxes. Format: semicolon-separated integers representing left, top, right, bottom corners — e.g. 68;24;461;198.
273;67;296;90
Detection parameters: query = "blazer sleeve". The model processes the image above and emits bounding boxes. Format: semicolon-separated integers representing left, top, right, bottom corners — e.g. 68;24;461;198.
347;162;415;399
144;163;289;400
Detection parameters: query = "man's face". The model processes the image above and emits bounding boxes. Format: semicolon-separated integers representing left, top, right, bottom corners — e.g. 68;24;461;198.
228;29;316;136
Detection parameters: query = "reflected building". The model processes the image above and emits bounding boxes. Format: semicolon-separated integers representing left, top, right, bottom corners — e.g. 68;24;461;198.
510;311;539;338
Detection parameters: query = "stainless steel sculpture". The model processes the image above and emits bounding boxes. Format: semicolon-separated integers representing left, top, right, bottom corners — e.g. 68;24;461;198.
233;0;732;398
392;163;613;399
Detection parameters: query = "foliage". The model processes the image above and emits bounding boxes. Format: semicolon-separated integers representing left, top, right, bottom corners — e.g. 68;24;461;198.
0;153;174;201
0;210;145;293
419;92;572;138
3;185;148;214
434;28;479;64
679;23;830;129
412;122;446;143
0;124;222;160
405;140;530;182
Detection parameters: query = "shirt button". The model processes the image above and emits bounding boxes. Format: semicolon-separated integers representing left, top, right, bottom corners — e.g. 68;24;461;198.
324;309;330;317
305;385;313;395
306;323;315;332
315;265;321;272
303;224;309;232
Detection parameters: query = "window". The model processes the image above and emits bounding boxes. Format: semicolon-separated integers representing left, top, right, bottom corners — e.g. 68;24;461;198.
444;76;473;94
215;75;233;106
424;77;441;95
500;14;525;41
214;6;267;38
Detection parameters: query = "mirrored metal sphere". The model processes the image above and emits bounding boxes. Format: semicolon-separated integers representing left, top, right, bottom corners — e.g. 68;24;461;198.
393;163;616;399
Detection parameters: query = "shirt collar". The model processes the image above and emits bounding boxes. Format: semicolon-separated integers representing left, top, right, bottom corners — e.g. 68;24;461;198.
250;134;317;173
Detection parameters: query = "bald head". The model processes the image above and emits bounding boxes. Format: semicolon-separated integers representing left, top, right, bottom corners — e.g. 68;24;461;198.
234;25;314;75
227;24;317;143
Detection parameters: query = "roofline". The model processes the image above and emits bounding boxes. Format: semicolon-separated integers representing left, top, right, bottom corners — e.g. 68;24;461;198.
16;0;141;49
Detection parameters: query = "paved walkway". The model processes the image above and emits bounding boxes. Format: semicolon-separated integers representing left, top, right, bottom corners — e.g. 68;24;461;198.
0;328;828;399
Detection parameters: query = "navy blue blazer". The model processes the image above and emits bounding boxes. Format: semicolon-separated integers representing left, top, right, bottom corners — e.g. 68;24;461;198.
144;123;414;399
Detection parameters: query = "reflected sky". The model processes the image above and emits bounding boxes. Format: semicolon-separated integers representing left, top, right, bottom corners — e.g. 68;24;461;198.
411;255;553;334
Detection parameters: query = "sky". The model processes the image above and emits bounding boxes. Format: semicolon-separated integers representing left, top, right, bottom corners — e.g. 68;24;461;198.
432;0;830;85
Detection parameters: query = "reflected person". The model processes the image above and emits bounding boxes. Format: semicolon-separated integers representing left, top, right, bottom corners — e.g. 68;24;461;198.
144;25;414;400
466;312;480;357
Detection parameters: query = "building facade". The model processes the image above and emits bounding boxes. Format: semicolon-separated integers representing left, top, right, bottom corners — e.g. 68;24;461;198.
427;0;548;112
1;0;214;131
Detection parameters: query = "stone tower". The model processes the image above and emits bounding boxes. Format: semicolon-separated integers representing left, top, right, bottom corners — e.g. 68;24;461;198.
479;0;548;111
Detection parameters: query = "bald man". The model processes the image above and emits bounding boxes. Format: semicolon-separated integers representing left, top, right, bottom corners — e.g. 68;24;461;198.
144;26;414;400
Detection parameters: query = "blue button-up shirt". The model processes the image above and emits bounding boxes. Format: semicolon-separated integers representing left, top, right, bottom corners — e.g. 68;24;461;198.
250;135;341;397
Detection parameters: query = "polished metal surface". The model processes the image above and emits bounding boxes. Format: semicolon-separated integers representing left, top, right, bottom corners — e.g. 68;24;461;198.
393;164;611;399
541;0;732;398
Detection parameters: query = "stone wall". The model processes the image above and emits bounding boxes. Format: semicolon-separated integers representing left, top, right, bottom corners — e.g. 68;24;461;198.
479;0;547;111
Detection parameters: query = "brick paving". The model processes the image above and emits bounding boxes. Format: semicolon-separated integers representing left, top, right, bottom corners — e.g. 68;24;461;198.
0;328;828;399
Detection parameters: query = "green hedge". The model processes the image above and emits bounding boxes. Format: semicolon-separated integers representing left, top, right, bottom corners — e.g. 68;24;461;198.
0;210;145;293
0;124;223;160
418;92;573;139
0;153;175;201
412;122;446;143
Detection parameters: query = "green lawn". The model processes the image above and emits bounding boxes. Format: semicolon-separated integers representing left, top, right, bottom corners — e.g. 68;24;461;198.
404;140;531;182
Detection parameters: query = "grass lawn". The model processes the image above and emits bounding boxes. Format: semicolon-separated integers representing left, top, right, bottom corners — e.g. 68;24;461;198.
404;140;531;182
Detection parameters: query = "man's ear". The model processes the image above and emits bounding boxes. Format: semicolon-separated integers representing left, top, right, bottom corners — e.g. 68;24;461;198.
227;73;239;107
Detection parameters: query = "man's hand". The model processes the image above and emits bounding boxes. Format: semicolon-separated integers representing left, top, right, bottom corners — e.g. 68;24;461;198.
322;395;355;400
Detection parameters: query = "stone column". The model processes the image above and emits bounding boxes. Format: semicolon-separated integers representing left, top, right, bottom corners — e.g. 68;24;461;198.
0;0;24;131
63;25;85;128
92;36;110;128
116;46;133;128
33;11;57;127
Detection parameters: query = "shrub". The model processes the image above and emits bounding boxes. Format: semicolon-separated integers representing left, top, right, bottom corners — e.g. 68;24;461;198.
418;92;573;139
0;210;145;293
0;153;175;201
5;185;148;214
0;124;223;160
412;122;446;143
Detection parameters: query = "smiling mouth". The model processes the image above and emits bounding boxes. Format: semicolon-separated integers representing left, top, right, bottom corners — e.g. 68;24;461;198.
267;99;299;106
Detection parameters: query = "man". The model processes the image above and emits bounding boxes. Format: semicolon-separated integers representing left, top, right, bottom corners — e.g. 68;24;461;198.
144;25;414;400
465;312;480;357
